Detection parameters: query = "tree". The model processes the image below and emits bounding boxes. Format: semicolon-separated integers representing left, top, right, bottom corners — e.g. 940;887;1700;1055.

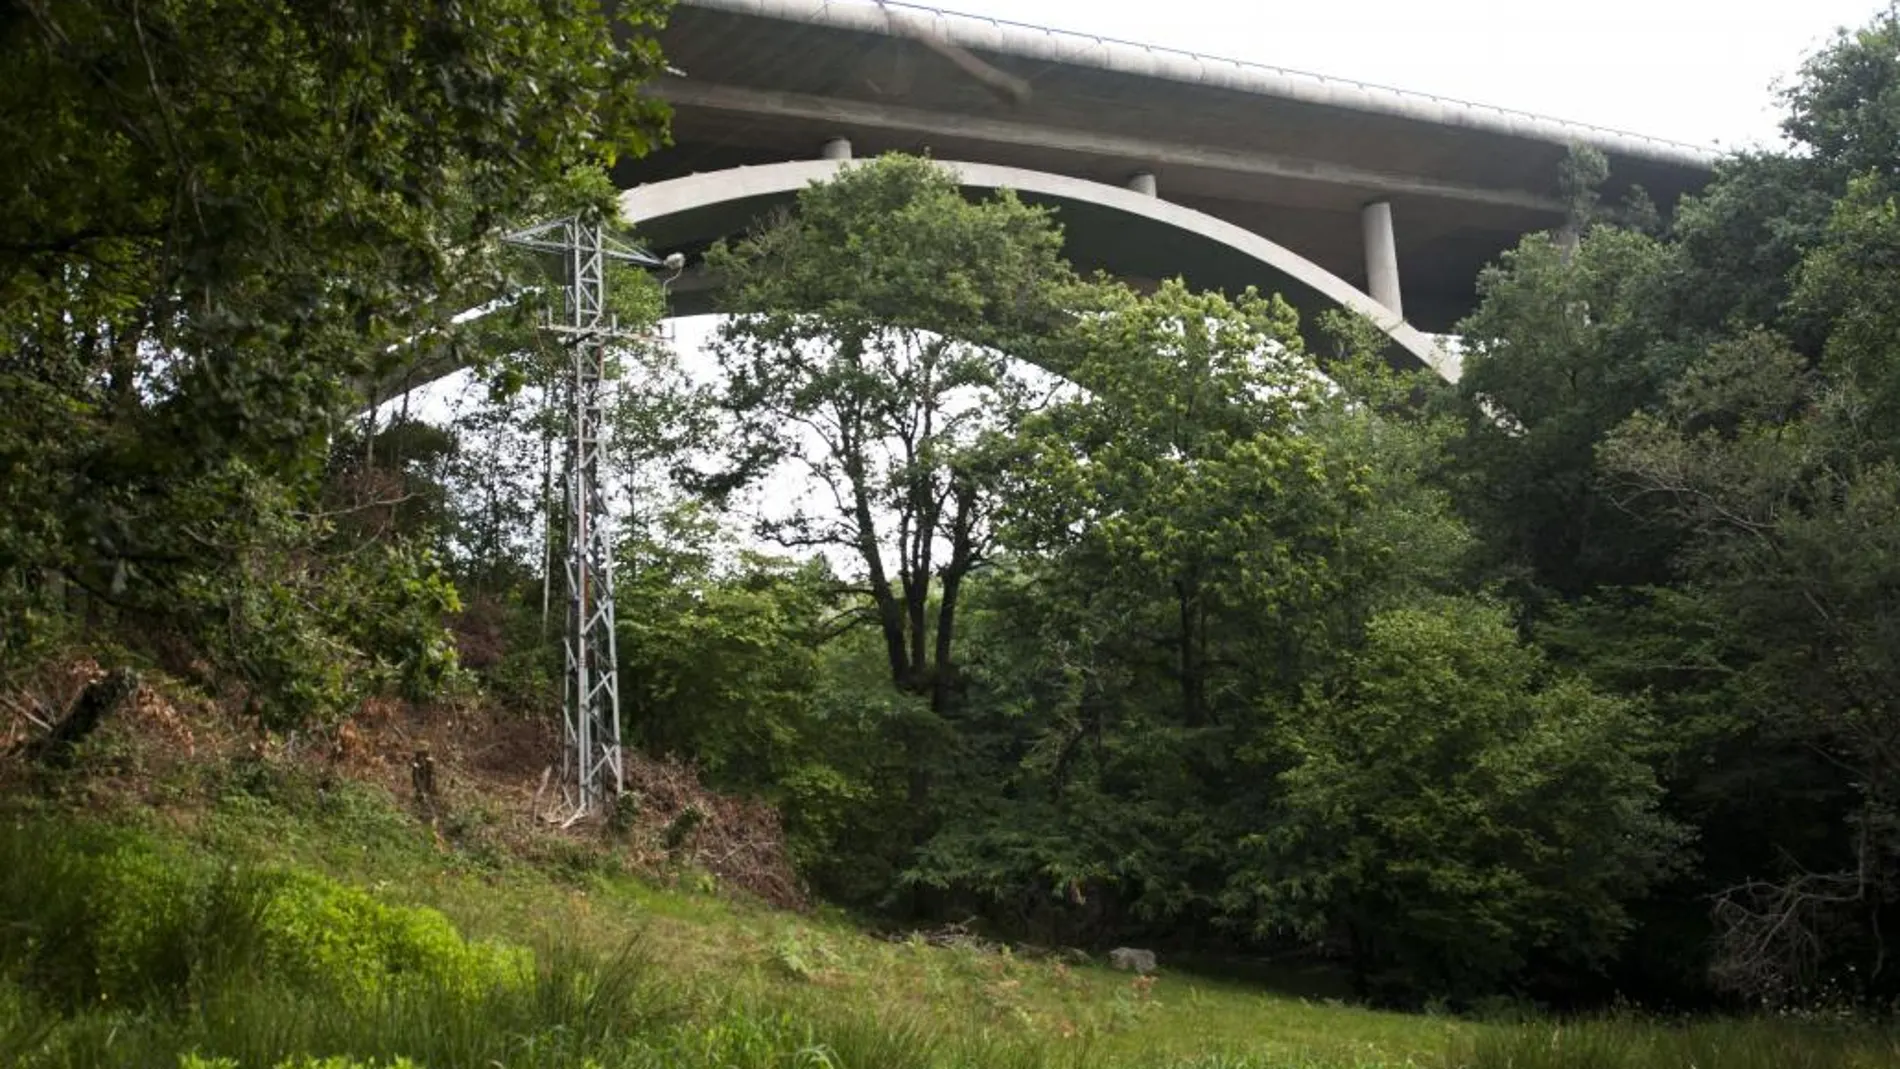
1781;9;1900;190
610;503;935;898
1450;227;1692;598
0;0;671;717
1003;281;1360;726
1668;153;1837;349
616;506;828;789
1449;7;1900;1004
700;155;1078;715
1597;248;1900;1004
908;283;1355;936
905;292;1474;946
1237;598;1684;1003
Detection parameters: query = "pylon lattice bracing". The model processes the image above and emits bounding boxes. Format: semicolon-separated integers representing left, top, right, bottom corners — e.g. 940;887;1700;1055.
501;213;661;818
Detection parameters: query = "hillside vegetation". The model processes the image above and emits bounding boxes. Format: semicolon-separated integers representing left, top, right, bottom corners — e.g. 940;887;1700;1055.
1;714;1894;1068
10;1;1900;1066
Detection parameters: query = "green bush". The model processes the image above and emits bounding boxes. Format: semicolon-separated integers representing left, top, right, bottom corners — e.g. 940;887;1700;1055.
248;870;529;1003
0;820;212;1007
85;843;207;1000
0;818;524;1013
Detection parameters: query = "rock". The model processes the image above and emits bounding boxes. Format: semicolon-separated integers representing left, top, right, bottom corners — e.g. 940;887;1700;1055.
1108;946;1157;974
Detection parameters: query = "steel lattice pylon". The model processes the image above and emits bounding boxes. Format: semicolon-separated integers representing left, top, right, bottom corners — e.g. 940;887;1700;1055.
502;213;662;818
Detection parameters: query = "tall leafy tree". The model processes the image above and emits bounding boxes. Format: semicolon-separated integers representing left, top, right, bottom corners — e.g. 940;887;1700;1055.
911;283;1357;933
700;155;1078;715
1003;281;1358;726
1448;6;1900;1004
1236;597;1684;1003
1450;228;1691;598
0;0;670;716
907;288;1474;947
1592;191;1900;1004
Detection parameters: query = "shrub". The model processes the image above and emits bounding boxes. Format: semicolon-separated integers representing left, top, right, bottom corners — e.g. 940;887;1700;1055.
245;870;530;1004
0;817;525;1012
0;820;211;1007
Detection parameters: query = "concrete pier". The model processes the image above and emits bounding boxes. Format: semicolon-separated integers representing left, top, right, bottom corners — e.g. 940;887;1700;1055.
1361;201;1403;318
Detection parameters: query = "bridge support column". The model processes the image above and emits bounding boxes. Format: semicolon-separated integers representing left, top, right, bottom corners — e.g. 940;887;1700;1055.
821;138;853;161
1127;171;1157;197
1361;200;1403;318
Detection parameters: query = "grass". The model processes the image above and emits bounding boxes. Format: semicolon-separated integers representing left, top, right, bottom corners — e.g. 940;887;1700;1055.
181;772;1468;1064
2;758;1897;1068
1454;1017;1900;1069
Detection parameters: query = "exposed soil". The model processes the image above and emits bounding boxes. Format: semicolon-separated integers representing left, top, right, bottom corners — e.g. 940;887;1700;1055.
2;653;807;910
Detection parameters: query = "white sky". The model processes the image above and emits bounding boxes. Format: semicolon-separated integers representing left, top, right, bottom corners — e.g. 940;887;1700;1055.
903;0;1891;150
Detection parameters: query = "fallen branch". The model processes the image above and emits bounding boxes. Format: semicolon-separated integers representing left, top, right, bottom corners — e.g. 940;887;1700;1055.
0;693;55;732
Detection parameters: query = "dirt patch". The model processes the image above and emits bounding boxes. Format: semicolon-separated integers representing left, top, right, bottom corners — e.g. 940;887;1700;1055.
328;699;809;910
3;657;807;911
1;653;246;798
618;749;806;910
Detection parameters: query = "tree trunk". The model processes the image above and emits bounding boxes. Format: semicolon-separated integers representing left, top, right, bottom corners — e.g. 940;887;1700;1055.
1175;576;1204;726
930;479;980;715
872;582;910;689
902;569;930;692
848;446;911;689
27;668;140;769
1347;916;1372;999
932;567;964;715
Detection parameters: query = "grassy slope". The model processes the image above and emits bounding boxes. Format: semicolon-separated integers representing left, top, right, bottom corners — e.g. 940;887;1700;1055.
3;678;1897;1069
180;778;1467;1068
25;762;1880;1069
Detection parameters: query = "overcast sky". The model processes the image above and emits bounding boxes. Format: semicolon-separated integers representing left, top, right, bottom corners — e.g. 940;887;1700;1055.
891;0;1891;150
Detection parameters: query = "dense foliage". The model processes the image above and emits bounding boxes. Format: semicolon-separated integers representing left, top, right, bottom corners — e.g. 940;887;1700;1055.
619;10;1900;1008
0;0;670;716
11;0;1900;1021
640;159;1682;1004
1440;11;1900;1006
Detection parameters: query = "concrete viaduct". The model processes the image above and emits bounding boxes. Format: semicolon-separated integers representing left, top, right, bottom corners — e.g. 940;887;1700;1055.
612;0;1719;381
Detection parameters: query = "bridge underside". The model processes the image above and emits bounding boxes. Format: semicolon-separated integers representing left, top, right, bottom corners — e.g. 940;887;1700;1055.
647;184;1399;318
622;134;1507;335
616;1;1710;335
620;160;1458;381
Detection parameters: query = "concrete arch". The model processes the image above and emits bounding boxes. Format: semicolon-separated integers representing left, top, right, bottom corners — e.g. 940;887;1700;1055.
619;158;1460;383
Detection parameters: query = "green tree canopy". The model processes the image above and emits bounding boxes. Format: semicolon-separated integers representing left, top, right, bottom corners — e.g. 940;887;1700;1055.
1;0;670;719
699;155;1083;714
1237;598;1684;1002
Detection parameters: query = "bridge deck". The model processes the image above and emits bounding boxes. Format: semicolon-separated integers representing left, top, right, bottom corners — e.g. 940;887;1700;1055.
618;0;1715;332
